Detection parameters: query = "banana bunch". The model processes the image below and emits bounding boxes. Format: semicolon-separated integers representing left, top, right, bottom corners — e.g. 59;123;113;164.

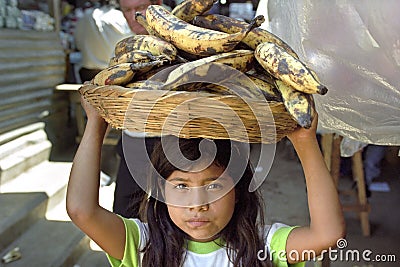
89;0;328;129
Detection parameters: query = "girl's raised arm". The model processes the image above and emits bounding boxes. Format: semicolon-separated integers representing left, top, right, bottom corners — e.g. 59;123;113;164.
66;96;125;259
284;114;346;263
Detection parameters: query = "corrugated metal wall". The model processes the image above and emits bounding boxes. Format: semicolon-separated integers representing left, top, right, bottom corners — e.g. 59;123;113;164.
0;29;66;136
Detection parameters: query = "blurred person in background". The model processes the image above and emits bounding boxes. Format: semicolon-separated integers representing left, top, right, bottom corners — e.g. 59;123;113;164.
74;0;132;82
74;0;132;187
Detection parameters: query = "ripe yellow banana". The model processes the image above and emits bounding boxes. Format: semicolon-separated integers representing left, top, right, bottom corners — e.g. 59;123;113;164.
114;35;177;61
109;50;170;67
145;5;264;56
255;42;328;95
275;79;315;128
193;14;299;59
171;0;215;22
93;63;135;86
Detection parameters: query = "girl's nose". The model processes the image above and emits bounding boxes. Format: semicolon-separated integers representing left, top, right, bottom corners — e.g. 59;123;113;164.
190;203;209;212
187;186;210;208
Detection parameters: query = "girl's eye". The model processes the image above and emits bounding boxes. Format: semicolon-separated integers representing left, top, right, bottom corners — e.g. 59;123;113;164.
174;184;189;190
206;183;223;191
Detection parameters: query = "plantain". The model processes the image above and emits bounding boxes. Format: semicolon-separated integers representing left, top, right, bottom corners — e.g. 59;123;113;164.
172;82;255;97
134;12;161;37
131;60;169;77
161;50;256;92
246;74;282;102
145;5;265;56
171;0;215;22
93;63;135;86
255;42;328;95
275;79;315;128
124;80;164;90
133;64;178;81
109;50;170;67
193;14;298;58
168;50;254;78
114;35;177;61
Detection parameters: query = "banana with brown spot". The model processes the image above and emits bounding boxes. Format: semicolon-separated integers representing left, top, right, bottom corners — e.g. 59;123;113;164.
193;14;298;58
246;74;282;102
93;63;135;86
114;34;177;61
162;50;256;93
124;80;164;90
275;79;315;128
255;42;328;95
171;0;215;22
145;5;264;56
134;12;160;37
109;50;170;67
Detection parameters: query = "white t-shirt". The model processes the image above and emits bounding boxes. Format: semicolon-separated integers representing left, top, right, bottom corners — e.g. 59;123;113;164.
74;5;132;70
107;217;305;267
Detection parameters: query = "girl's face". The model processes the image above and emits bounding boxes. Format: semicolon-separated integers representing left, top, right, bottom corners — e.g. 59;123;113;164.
164;163;236;242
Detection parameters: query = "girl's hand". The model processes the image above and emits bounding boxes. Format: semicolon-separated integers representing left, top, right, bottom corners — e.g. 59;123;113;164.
80;96;106;122
80;95;108;134
286;113;318;147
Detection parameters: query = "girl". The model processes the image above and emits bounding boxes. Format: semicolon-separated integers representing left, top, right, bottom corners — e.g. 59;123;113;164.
67;97;345;267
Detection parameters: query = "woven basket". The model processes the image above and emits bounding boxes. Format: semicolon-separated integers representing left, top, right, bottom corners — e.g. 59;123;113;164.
79;84;297;144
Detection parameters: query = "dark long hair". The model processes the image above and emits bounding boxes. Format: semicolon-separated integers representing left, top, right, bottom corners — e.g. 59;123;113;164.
139;136;271;266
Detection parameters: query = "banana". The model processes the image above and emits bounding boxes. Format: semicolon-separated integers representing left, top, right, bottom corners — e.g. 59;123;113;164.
130;60;169;77
124;80;164;90
171;0;215;22
193;14;299;59
114;35;177;61
145;5;265;56
246;74;282;102
275;79;315;128
172;82;251;97
255;42;328;95
167;50;255;80
124;75;254;98
93;63;135;86
134;12;160;37
109;50;170;67
134;64;178;81
162;50;256;91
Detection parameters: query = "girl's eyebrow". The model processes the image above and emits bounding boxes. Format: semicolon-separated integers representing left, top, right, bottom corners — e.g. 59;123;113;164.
168;176;228;182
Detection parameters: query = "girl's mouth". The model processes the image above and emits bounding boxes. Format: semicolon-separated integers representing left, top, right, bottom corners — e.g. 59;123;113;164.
187;219;210;227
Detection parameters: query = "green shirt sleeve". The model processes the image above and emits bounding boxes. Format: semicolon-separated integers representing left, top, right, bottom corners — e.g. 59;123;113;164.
270;226;305;267
107;217;141;267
